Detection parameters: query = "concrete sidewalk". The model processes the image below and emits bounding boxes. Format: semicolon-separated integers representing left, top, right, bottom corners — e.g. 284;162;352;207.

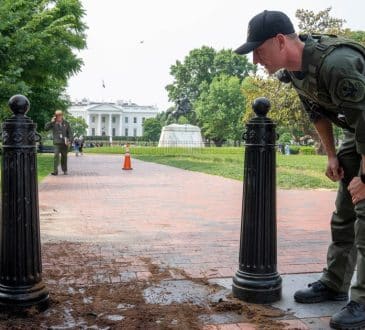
32;154;343;329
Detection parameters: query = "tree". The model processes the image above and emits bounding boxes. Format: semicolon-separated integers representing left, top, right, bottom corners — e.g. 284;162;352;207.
295;7;345;34
166;47;255;107
155;108;174;127
66;114;88;137
194;75;245;146
142;118;162;141
295;7;365;44
177;116;189;125
295;7;365;149
242;76;317;143
0;0;87;129
278;132;293;144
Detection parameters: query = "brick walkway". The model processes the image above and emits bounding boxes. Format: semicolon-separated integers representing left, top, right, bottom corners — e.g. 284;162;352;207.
35;154;342;329
40;154;335;278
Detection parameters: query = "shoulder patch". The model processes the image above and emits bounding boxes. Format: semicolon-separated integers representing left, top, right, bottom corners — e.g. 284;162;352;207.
336;78;365;103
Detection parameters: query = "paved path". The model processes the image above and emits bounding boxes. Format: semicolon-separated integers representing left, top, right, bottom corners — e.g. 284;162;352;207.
35;154;343;329
40;154;335;278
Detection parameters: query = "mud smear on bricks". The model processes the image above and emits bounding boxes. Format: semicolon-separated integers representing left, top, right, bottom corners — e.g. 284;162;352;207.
0;242;289;329
210;300;288;329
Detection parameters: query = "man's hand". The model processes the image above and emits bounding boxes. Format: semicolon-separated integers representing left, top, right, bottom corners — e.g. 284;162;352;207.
326;156;344;182
51;116;56;123
348;177;365;204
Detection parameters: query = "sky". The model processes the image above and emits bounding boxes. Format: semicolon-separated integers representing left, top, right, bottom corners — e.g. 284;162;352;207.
66;0;365;111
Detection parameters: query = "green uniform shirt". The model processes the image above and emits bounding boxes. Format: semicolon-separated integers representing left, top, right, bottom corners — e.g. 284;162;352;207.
45;119;72;145
289;35;365;154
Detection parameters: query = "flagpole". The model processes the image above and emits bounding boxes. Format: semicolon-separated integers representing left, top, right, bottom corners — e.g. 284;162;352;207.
101;79;106;103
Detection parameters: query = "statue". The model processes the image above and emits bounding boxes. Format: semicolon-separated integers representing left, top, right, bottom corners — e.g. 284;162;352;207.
168;96;192;123
159;96;204;148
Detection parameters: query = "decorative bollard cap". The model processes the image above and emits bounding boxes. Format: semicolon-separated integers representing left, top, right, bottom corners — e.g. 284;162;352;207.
8;95;30;116
252;97;270;117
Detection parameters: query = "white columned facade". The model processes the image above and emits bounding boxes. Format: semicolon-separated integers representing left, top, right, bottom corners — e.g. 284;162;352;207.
119;114;123;136
68;102;159;138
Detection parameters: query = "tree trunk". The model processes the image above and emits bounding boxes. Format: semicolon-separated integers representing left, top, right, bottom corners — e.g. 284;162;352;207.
301;124;326;155
312;131;326;155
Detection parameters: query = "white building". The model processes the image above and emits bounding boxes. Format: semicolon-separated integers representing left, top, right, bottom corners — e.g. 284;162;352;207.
68;100;159;137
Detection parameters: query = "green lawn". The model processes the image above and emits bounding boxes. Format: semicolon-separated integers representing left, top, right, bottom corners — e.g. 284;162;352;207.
85;146;337;190
37;154;54;181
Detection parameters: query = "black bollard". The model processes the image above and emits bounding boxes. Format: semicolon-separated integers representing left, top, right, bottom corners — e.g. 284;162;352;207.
232;97;282;303
0;95;49;308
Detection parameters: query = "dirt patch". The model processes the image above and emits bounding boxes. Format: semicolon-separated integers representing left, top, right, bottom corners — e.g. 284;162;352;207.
141;257;211;287
241;304;287;329
0;283;205;330
211;299;287;329
0;242;289;329
141;256;171;283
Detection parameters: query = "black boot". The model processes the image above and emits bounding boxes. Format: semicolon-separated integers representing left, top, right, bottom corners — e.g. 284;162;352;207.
294;281;348;303
330;301;365;330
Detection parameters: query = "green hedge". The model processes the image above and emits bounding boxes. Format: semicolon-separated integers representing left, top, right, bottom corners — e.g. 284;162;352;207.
84;136;149;142
299;146;316;155
287;145;316;155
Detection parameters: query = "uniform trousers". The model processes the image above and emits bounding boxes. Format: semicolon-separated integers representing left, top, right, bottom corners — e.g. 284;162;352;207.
53;144;68;174
320;131;365;304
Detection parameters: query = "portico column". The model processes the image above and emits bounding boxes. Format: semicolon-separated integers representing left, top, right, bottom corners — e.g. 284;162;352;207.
109;114;112;137
98;114;102;136
88;114;92;135
119;114;123;136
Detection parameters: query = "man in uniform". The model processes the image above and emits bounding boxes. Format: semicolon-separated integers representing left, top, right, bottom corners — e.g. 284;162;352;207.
45;110;72;175
235;10;365;330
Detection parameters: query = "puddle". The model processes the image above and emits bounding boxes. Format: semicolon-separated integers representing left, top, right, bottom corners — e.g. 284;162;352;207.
48;307;84;329
105;315;125;321
144;280;213;306
117;303;135;310
143;279;250;325
83;297;93;304
67;287;75;295
199;312;243;325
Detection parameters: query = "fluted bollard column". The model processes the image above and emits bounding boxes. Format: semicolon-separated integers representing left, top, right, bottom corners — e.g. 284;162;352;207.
232;97;282;303
0;95;49;308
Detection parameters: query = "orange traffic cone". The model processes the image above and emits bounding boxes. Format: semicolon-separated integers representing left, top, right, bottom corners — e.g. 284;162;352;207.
123;144;133;170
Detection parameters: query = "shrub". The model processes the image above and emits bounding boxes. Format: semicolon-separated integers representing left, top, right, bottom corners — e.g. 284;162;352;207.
278;132;292;144
289;146;300;154
300;146;316;155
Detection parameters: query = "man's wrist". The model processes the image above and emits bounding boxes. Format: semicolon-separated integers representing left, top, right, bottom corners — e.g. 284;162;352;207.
360;155;365;183
325;147;337;159
361;155;365;173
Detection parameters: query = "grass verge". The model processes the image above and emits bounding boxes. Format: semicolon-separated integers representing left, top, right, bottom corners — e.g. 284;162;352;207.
37;154;54;181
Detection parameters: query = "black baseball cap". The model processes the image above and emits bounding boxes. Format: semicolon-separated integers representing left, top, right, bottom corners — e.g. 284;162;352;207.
235;10;295;55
